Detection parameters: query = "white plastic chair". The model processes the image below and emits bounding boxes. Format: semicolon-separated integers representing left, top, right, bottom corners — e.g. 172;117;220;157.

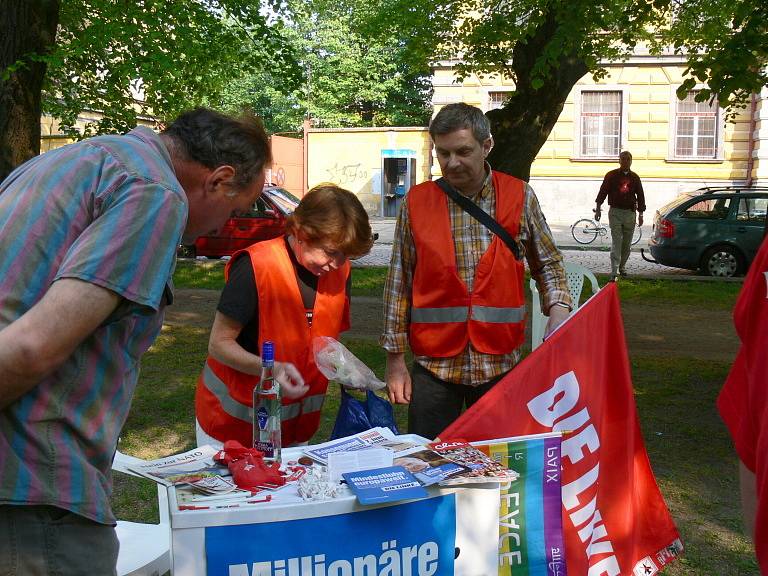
112;450;171;576
529;261;600;350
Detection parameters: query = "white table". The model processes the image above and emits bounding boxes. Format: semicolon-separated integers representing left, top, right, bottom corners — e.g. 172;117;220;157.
166;443;500;576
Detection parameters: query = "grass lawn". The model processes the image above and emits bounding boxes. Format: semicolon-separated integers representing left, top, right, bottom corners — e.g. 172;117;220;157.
113;262;757;574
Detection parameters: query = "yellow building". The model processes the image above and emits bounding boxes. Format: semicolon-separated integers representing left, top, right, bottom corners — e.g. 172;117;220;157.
432;53;768;224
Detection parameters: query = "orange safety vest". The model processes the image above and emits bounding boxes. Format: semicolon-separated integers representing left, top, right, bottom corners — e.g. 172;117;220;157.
195;237;349;447
408;171;526;357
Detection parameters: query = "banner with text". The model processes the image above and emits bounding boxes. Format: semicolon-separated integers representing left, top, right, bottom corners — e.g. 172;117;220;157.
475;434;566;576
206;494;456;576
442;283;683;576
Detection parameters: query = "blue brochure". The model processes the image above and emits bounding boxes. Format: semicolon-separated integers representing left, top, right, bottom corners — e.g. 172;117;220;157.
343;465;428;505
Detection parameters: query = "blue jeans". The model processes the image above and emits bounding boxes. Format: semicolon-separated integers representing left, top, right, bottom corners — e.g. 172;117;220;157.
0;505;118;575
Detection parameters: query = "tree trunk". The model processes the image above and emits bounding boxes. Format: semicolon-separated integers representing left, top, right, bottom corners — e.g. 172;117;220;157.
486;11;588;182
0;1;60;183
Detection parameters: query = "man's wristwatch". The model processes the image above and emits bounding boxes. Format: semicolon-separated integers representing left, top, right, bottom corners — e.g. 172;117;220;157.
550;302;572;313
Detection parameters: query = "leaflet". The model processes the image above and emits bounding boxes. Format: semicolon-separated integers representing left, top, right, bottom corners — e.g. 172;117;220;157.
343;465;428;505
392;445;470;486
428;440;520;485
302;427;401;465
126;444;234;492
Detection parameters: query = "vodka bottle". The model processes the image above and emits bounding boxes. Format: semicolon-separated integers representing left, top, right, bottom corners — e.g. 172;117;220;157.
253;341;282;463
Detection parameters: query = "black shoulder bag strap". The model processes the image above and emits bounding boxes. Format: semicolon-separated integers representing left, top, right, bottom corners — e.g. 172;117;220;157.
435;177;521;260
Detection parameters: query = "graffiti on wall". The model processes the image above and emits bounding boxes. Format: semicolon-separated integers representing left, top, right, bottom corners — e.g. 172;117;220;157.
327;163;369;187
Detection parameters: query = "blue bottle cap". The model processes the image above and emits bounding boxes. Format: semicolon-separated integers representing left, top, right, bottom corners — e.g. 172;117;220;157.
261;341;274;363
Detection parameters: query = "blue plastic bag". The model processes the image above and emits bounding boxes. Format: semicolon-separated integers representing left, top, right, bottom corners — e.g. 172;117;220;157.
330;386;399;440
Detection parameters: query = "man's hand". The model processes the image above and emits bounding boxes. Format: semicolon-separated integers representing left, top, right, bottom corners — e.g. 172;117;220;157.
594;205;602;222
544;304;570;339
275;362;308;399
385;352;412;404
638;212;644;227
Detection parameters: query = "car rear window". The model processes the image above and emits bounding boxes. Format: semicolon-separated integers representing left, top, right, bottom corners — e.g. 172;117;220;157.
657;194;695;215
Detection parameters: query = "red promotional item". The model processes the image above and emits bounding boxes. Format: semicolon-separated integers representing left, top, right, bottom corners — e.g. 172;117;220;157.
214;440;285;490
718;235;768;573
442;283;683;575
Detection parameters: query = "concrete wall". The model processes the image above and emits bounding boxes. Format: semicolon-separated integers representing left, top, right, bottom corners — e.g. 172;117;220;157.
267;135;304;198
306;127;431;216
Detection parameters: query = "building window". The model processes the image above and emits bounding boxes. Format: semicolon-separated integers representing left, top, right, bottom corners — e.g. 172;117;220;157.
488;91;508;110
580;91;622;157
674;91;718;158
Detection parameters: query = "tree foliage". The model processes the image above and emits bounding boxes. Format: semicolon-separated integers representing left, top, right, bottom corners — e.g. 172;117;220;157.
664;0;768;116
45;0;301;137
1;0;300;180
364;0;767;179
217;0;432;133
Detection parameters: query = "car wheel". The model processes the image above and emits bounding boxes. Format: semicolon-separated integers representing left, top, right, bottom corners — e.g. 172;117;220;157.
177;244;196;259
702;245;743;277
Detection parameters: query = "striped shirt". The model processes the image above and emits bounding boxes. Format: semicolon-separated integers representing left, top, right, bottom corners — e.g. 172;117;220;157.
0;127;187;524
380;169;571;386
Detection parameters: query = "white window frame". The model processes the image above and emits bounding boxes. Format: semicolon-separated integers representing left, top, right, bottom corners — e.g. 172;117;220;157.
667;85;724;161
481;87;515;113
573;86;628;160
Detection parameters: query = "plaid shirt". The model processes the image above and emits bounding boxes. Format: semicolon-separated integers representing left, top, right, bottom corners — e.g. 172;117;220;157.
381;168;571;386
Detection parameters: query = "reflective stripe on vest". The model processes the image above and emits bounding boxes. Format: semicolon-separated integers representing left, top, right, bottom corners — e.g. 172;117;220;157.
202;363;324;423
472;304;526;323
411;306;468;323
411;304;525;324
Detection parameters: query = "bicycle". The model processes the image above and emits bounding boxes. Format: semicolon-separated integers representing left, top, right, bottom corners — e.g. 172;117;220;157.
570;211;642;246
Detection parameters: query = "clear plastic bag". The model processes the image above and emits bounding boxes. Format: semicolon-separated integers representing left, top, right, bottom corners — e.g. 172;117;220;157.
312;336;385;391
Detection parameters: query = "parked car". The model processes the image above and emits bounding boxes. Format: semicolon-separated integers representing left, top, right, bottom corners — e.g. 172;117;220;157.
646;186;768;277
179;185;300;259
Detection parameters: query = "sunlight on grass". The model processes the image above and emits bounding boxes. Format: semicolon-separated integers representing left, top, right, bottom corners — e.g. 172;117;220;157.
113;273;757;574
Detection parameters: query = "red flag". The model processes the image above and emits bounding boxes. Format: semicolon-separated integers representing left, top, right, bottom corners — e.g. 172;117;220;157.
718;235;768;573
442;283;682;575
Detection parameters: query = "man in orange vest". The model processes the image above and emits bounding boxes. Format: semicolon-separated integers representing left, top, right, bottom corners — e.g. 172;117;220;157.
381;103;572;440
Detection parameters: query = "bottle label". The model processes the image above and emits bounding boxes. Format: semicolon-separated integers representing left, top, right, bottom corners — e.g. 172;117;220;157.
256;406;269;431
255;441;274;458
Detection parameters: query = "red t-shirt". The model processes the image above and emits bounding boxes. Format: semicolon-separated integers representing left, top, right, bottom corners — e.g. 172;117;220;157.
718;235;768;572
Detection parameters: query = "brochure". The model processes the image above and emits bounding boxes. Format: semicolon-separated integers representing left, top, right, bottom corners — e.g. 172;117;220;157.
428;440;520;485
302;427;399;465
126;444;233;492
343;465;428;505
327;448;394;483
392;445;470;486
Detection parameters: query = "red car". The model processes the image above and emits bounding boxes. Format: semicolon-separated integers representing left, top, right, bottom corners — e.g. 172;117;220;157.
179;185;300;258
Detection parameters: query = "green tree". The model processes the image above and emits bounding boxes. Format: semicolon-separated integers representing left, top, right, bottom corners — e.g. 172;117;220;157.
0;0;300;182
218;1;432;133
365;0;768;180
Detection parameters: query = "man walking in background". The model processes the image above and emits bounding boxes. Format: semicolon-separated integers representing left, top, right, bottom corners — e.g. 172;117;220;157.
595;150;645;280
0;108;270;575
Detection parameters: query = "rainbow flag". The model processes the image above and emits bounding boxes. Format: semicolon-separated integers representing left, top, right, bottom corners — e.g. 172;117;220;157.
476;434;566;576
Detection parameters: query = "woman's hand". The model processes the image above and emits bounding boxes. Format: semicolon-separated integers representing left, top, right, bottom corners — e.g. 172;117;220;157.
275;361;308;399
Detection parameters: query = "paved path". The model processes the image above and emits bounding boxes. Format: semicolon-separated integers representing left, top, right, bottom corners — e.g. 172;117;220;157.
360;218;703;279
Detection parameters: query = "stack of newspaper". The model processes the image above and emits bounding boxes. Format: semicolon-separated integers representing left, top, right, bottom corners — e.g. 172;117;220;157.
303;428;519;488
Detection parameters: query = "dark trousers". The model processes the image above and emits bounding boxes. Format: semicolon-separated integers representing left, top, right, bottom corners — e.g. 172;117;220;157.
0;505;119;575
407;362;509;440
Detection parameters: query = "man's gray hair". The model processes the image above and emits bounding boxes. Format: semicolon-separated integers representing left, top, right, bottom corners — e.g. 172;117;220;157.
429;103;491;144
